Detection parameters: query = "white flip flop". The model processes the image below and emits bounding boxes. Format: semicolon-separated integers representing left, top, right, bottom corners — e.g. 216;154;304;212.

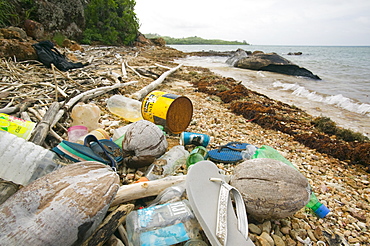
186;161;255;246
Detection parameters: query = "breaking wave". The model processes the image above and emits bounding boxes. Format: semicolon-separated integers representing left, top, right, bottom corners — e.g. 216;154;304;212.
273;81;370;116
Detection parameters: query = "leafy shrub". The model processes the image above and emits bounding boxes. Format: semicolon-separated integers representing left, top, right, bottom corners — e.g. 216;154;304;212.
83;0;139;45
0;0;18;27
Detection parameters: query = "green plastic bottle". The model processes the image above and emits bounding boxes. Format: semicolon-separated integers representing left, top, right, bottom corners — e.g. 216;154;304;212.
252;145;330;218
186;146;208;168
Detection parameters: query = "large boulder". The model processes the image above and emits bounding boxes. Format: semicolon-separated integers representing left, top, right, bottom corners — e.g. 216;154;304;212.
230;158;310;220
33;0;86;41
226;50;321;79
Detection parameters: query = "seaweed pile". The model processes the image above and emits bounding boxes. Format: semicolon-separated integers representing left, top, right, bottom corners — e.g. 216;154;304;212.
184;69;370;170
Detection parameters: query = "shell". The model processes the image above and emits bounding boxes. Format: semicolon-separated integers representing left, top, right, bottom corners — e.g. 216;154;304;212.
0;161;120;246
230;158;310;220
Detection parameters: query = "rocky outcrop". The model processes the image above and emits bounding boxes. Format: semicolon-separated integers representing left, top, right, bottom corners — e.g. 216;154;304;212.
226;49;321;80
0;28;37;61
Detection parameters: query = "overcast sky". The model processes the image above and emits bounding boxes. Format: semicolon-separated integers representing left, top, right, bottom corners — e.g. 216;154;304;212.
135;0;370;46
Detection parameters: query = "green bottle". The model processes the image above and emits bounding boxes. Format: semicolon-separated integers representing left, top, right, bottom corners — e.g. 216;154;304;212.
252;145;330;218
186;146;208;168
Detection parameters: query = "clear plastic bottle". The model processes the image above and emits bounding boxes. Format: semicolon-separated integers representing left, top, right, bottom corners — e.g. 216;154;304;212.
107;95;143;122
145;145;189;180
0;131;63;186
70;102;101;132
148;181;186;207
126;200;199;246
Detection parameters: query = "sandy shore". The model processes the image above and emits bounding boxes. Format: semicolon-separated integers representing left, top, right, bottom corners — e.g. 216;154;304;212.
1;44;369;245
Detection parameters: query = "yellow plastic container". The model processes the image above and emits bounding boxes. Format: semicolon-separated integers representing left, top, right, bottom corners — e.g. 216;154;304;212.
141;91;193;134
0;113;36;140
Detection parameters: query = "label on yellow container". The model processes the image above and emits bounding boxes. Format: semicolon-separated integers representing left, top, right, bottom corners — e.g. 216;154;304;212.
0;113;36;140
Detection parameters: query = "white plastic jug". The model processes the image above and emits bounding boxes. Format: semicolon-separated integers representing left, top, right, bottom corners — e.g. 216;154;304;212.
0;131;62;186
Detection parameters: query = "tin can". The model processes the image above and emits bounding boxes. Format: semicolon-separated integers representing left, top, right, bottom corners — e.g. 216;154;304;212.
180;132;210;147
141;91;193;134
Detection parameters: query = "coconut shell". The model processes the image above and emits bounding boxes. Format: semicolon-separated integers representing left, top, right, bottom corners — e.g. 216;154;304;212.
0;161;120;246
122;120;168;168
230;158;310;220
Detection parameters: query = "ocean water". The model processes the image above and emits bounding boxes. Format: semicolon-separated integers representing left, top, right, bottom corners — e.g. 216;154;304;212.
170;45;370;137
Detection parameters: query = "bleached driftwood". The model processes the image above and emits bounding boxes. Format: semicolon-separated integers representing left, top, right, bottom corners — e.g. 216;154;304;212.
111;175;186;207
29;102;60;145
121;60;127;79
131;63;182;100
125;61;142;78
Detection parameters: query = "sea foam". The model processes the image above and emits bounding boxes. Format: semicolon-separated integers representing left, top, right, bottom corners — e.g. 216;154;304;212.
273;81;370;116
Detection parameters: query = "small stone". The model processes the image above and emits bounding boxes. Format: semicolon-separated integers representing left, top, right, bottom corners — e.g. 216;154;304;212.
280;226;291;235
249;223;262;235
260;232;274;246
348;237;360;243
262;220;272;233
272;234;285;246
256;235;272;246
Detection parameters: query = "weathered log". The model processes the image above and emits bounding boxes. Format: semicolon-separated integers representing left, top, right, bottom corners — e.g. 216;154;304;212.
29;102;60;145
105;234;125;246
111;175;186;207
82;204;134;246
131;64;182;101
0;161;120;246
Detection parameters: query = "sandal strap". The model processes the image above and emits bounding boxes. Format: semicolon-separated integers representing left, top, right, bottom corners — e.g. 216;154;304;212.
84;135;117;171
210;178;249;245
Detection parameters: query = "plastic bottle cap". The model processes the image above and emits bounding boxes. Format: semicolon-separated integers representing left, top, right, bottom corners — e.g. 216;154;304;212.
314;203;330;218
68;125;88;132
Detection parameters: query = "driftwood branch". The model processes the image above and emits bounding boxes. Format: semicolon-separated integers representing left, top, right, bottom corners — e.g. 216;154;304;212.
131;64;182;101
82;204;134;246
111;175;186;207
29;102;61;145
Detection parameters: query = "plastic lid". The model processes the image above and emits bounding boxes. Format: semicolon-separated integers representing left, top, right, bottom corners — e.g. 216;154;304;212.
314;203;330;218
68;125;88;132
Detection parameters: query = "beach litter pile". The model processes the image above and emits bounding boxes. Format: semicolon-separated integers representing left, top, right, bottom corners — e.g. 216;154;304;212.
0;42;369;246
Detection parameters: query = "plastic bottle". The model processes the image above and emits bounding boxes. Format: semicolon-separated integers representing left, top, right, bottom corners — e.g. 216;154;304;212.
0;131;63;186
186;146;208;168
0;113;36;140
107;95;143;122
148;181;186;207
145;145;189;180
70;102;101;132
126;200;200;246
252;145;330;218
241;144;258;160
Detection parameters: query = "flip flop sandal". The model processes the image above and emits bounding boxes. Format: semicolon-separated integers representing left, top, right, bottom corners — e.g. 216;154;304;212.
223;142;251;151
186;161;255;246
208;146;243;163
53;135;122;170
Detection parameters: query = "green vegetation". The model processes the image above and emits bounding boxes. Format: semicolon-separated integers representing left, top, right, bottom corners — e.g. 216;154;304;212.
0;0;18;27
82;0;139;45
145;34;249;45
312;116;368;142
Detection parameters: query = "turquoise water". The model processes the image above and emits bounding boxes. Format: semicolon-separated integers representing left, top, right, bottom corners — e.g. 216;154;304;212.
170;45;370;136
